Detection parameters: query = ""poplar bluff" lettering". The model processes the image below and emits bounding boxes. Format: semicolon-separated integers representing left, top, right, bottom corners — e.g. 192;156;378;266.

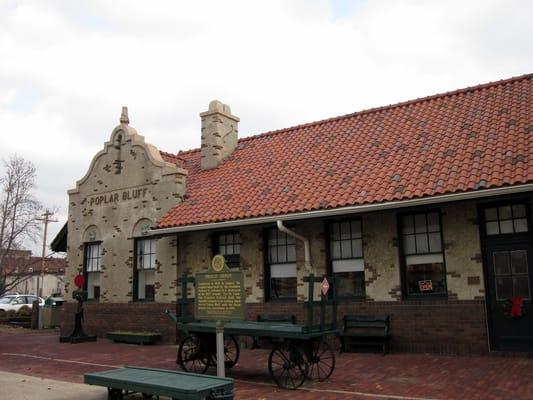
88;187;148;206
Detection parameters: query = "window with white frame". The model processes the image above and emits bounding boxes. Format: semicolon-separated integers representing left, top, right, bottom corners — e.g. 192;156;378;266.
216;232;241;269
267;229;297;300
84;243;101;300
134;238;156;301
329;219;365;297
400;212;447;297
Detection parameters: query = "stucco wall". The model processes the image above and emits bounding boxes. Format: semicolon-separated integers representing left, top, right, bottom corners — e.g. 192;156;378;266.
65;119;187;302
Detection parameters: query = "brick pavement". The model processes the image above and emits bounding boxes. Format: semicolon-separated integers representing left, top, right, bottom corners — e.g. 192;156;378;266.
0;330;532;400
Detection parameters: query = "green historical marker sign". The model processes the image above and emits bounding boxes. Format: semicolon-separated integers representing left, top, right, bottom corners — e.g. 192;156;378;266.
195;255;246;321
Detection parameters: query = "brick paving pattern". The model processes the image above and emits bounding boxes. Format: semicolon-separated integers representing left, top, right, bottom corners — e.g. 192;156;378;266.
1;331;532;399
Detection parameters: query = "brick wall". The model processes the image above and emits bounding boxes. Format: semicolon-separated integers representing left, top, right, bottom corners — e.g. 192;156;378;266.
60;302;177;343
61;299;488;355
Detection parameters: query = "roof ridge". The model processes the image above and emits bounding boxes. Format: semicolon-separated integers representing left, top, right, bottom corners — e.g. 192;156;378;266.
162;73;532;155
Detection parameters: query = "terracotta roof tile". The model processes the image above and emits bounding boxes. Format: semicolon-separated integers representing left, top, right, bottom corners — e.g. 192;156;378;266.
157;74;533;229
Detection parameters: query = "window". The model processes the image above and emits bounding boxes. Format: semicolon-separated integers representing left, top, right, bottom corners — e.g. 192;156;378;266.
400;212;447;297
86;243;101;272
485;204;529;235
493;250;530;300
134;238;156;301
266;229;297;300
215;232;241;269
84;243;102;300
329;219;365;297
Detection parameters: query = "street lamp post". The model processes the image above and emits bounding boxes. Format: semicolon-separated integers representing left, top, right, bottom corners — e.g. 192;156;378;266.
35;210;58;298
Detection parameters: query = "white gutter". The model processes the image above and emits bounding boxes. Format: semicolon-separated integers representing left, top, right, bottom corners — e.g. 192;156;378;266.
150;183;533;236
277;220;312;273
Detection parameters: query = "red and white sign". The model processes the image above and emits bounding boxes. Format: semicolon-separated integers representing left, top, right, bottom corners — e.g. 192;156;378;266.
321;277;330;296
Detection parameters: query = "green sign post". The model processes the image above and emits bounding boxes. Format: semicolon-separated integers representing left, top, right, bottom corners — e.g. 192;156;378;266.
194;255;245;377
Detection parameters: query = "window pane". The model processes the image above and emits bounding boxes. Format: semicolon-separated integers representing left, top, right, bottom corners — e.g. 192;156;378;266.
495;276;512;300
427;213;440;232
415;234;429;253
286;234;296;245
351;239;363;258
219;234;226;245
278;245;287;262
486;221;500;235
330;223;340;240
331;241;341;259
512;204;526;218
511;250;528;274
405;262;446;295
340;222;351;240
270;277;297;299
403;235;416;254
402;216;414;234
218;245;225;255
428;232;442;253
351;220;362;238
234;233;240;244
493;252;510;275
485;207;498;221
340;240;351;258
269;246;278;263
278;233;286;245
500;220;514;234
513;276;530;299
414;214;427;233
234;243;241;255
287;245;296;262
335;271;365;297
499;205;512;220
514;218;528;233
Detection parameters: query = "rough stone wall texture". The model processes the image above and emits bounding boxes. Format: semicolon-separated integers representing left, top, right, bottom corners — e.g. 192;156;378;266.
441;202;485;300
65;119;187;303
362;211;401;301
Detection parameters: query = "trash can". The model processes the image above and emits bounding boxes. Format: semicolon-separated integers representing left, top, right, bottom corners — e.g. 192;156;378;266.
42;295;64;328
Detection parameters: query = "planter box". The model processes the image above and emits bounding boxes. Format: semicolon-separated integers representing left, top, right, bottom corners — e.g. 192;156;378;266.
106;331;161;345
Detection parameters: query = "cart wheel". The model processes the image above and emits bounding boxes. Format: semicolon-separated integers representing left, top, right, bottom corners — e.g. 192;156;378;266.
268;342;309;389
307;340;335;381
216;334;240;368
177;334;210;374
107;388;123;400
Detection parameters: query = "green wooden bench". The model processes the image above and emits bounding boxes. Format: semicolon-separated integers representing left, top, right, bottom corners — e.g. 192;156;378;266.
337;315;390;355
84;366;233;400
252;314;296;349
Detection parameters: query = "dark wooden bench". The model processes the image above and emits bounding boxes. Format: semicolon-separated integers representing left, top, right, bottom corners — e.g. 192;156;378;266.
252;314;296;349
337;315;390;355
84;366;233;399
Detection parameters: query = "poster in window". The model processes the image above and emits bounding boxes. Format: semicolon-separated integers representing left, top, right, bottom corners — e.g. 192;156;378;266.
418;280;433;292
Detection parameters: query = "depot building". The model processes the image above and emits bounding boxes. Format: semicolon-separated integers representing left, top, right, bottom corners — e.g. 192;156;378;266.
53;74;533;354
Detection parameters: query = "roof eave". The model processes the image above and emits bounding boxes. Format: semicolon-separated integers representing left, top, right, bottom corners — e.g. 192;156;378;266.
150;183;533;236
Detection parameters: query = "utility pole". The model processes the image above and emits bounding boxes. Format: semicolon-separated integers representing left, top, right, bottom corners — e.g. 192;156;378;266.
35;210;58;298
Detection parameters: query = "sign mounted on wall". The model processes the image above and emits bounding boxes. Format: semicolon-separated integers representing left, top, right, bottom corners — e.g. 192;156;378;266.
194;255;246;321
418;280;433;292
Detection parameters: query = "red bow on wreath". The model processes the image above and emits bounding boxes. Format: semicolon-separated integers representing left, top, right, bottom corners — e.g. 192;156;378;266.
509;296;524;318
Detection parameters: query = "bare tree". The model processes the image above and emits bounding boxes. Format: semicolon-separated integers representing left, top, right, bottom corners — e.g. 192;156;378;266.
0;155;43;296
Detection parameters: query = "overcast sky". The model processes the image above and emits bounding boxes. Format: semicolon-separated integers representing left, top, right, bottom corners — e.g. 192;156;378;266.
1;0;532;255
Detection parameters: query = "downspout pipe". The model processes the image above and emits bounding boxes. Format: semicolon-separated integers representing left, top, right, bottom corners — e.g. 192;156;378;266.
276;220;313;273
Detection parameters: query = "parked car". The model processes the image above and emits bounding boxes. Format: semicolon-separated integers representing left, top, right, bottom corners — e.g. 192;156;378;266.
0;294;44;312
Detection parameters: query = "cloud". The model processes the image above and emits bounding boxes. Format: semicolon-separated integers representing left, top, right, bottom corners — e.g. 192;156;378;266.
0;0;531;253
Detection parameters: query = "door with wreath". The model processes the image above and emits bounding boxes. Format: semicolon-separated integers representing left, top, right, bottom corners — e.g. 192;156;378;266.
482;201;533;352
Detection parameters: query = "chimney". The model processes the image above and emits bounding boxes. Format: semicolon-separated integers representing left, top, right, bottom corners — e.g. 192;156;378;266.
200;100;239;170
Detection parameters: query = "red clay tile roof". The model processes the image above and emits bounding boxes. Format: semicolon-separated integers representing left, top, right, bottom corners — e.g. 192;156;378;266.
158;74;533;229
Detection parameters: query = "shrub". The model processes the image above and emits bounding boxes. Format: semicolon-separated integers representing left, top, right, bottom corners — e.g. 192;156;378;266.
16;306;32;316
0;309;6;324
6;310;16;318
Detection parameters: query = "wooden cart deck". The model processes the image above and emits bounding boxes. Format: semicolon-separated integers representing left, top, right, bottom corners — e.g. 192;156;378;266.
181;320;337;340
84;366;233;400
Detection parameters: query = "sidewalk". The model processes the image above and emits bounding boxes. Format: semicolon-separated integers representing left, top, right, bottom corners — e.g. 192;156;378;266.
0;329;532;399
